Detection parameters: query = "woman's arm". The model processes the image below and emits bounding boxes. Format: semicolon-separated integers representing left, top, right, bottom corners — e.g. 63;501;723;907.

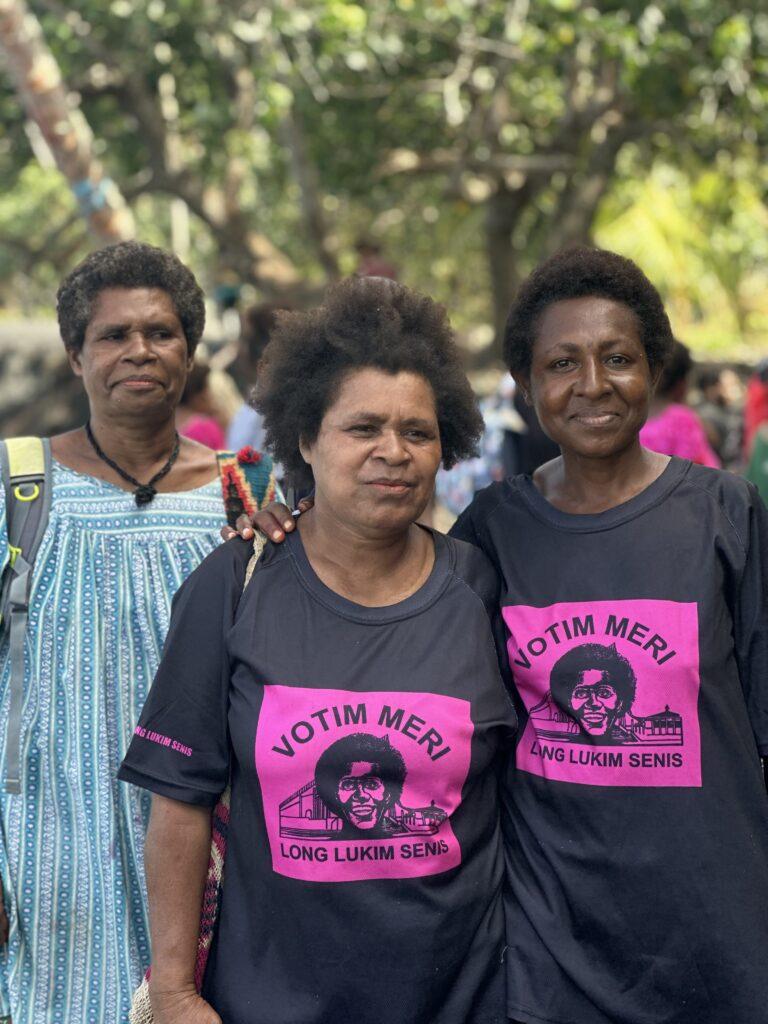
145;795;222;1024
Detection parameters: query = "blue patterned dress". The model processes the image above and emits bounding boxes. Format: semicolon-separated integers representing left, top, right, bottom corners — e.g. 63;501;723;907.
0;461;227;1024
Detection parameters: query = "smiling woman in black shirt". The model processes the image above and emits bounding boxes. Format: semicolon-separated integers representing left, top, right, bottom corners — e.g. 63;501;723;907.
120;277;517;1024
455;246;768;1024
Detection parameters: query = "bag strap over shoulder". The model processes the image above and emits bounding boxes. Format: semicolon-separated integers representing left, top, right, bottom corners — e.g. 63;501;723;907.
0;436;52;794
216;448;277;529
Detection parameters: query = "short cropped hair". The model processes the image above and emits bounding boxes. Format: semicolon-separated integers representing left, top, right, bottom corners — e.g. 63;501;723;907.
550;643;637;714
315;733;407;815
57;241;206;355
255;276;484;487
504;246;674;379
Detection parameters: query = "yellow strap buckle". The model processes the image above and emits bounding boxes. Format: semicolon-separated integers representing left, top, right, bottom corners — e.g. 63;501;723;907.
13;483;39;503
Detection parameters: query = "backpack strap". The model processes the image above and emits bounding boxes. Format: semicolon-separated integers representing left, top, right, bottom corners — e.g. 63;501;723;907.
0;437;52;795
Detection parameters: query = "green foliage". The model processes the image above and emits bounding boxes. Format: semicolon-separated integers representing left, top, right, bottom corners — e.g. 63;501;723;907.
597;158;768;357
1;0;767;356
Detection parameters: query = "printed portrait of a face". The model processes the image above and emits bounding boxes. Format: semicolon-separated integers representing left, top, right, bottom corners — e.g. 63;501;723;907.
550;643;637;743
569;669;621;736
315;734;407;837
336;761;390;831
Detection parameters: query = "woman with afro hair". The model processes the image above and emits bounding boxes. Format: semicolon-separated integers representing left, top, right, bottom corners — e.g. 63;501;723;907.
121;276;517;1024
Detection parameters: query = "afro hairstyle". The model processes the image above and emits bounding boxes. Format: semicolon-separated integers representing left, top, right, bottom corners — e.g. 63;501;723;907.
254;276;484;488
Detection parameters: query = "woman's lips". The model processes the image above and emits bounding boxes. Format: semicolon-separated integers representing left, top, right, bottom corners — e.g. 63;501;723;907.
572;412;618;427
116;377;162;390
367;480;413;494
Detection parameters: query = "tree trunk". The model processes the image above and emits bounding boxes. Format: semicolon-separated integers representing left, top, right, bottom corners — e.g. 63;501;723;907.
0;0;134;243
485;181;536;364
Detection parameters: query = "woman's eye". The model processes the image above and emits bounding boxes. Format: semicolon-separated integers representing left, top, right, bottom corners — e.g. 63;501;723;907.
607;354;629;366
349;424;376;434
552;359;573;370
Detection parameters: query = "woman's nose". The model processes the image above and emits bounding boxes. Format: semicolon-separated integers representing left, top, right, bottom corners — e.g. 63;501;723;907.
124;331;155;360
375;430;409;461
576;358;611;398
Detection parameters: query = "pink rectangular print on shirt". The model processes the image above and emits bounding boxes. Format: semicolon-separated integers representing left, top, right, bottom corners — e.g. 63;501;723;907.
502;600;701;787
255;685;473;882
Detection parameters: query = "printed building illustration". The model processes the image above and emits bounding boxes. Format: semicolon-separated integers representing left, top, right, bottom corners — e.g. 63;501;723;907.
279;780;344;839
279;779;448;840
530;695;683;746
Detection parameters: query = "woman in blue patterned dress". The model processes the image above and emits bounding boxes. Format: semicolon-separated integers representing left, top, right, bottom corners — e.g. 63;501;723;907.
0;242;269;1024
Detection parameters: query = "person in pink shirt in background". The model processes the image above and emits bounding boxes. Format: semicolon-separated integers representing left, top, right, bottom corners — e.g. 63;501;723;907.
640;339;720;467
176;361;226;450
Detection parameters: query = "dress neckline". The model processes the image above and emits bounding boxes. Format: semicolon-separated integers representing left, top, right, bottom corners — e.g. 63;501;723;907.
52;458;221;497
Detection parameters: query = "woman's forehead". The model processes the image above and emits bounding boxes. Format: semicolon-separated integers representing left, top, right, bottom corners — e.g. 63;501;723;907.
328;367;437;416
533;296;642;350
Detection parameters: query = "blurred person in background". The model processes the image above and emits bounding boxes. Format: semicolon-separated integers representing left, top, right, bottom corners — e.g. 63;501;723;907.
695;367;743;469
177;361;226;450
746;421;768;504
226;302;290;459
435;374;560;524
744;357;768;460
434;373;520;518
355;237;399;281
639;339;720;466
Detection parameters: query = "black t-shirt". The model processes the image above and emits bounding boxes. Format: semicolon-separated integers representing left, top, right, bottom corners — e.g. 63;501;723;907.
119;528;517;1024
451;458;768;1024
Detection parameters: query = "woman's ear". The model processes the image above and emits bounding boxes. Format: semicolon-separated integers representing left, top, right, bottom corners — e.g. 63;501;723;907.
67;347;83;378
298;437;312;467
512;374;532;406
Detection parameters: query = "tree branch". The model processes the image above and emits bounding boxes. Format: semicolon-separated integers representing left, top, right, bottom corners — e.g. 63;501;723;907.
0;0;133;241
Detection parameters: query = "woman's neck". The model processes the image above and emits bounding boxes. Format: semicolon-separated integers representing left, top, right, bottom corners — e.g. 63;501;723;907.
536;442;669;514
88;413;179;479
297;505;434;607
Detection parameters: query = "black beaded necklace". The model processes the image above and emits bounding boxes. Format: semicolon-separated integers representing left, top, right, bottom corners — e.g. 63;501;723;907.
85;421;181;507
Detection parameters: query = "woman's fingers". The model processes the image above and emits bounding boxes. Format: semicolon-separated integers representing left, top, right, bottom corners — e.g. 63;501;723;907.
233;513;255;540
252;503;295;542
220;501;304;544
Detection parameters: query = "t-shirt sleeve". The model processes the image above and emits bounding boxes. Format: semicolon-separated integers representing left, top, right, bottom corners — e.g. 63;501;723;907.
118;542;249;805
730;485;768;755
449;500;481;548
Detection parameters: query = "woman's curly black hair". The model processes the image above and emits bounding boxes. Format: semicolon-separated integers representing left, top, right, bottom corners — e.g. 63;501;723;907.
57;241;206;354
503;246;674;379
255;276;484;488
